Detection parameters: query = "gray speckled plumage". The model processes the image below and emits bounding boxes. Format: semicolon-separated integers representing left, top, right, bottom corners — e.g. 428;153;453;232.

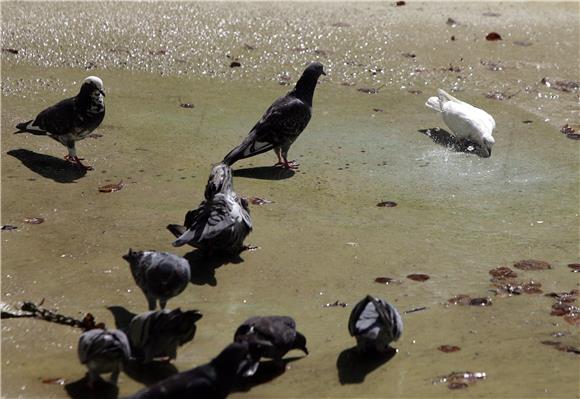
128;308;202;364
16;76;105;169
123;249;191;311
234;315;308;375
128;342;252;399
168;163;252;254
348;295;403;353
222;62;325;168
77;328;131;386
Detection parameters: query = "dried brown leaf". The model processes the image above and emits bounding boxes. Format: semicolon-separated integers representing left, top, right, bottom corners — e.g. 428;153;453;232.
514;259;551;271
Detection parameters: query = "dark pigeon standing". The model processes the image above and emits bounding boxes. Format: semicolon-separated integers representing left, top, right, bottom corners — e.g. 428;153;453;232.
222;62;326;169
168;163;252;254
15;76;106;170
77;328;131;387
128;342;253;399
128;308;202;364
348;295;403;354
123;249;191;311
234;316;308;375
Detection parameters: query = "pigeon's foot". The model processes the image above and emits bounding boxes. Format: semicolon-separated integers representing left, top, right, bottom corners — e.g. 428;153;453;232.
65;155;93;170
242;244;260;252
274;160;300;170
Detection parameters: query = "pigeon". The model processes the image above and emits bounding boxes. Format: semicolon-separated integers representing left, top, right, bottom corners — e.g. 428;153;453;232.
222;62;326;169
128;308;202;364
348;295;403;354
425;89;495;157
123;249;191;311
77;328;131;387
128;342;253;399
15;76;106;170
168;163;252;254
234;316;308;375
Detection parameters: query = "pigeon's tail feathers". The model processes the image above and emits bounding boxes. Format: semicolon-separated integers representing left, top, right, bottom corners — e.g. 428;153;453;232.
172;228;196;247
425;96;443;113
223;131;274;166
437;89;461;104
15;120;46;135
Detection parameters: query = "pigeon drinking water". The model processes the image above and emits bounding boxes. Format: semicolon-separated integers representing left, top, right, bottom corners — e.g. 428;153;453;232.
128;342;253;399
222;62;326;169
128;308;202;364
234;315;308;375
16;76;106;170
348;295;403;354
168;163;252;255
77;328;131;387
425;89;495;157
123;249;191;311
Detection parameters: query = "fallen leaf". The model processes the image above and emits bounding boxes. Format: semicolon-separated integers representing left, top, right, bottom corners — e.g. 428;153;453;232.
180;103;194;109
395;1;406;5
230;61;241;68
323;300;347;308
23;217;44;225
541;340;580;354
550;302;579;316
98;180;124;193
438;345;461;353
41;377;66;385
563;313;580;326
407;273;430;282
377;201;397;208
2;48;19;54
402;52;416;58
544;290;578;303
522;120;533;124
489;266;518;280
470;297;492;306
485;32;502;41
514;259;551;270
373;108;384;113
568;263;580;272
541;78;579;92
448;294;472;305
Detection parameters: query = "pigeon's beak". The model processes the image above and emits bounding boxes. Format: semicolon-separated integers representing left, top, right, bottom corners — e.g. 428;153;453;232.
321;70;327;76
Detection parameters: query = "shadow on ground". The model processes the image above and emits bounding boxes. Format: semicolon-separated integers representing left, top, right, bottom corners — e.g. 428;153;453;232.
7;149;87;183
233;165;295;180
65;375;118;399
184;249;245;287
233;357;303;393
418;128;490;157
336;346;397;385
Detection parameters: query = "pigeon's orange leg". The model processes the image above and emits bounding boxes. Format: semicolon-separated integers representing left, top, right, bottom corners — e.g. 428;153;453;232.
64;155;93;170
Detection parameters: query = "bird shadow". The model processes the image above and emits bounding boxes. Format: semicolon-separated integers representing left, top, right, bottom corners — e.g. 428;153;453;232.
7;149;87;183
123;359;179;387
233;166;295;180
418;128;488;157
183;249;245;287
64;375;119;399
106;306;137;332
336;346;397;385
232;357;303;393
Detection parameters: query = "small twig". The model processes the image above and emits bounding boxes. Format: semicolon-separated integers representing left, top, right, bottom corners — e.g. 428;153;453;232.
404;306;428;314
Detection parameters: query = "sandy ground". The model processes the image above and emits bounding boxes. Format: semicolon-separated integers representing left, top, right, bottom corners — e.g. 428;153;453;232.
1;2;579;399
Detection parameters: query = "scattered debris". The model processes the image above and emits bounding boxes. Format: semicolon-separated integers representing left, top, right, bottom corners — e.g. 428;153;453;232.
404;306;428;314
179;103;194;109
1;225;18;231
560;124;580;140
541;78;579;92
402;52;416;58
568;263;580;272
377;201;397;208
489;266;518;280
485;32;502;41
480;59;503;71
492;280;543;296
340;82;356;87
550;302;579;316
357;87;381;94
513;40;533;47
482;12;501;17
88;133;103;138
148;49;167;56
408;89;423;95
98;180;124;193
450;35;456;41
23;217;44;225
438;345;461;353
564;313;580;326
2;48;19;54
374;277;402;285
41;377;66;385
541;341;580;354
448;295;472;305
514;259;551;270
331;22;351;28
242;244;260;252
373;108;384;113
323;300;347;308
446;18;458;27
248;197;273;206
485;90;520;100
243;43;256;50
544;290;578;303
434;371;486;390
407;273;430;282
522;120;533;124
469;297;492;306
230;61;242;68
395;1;406;6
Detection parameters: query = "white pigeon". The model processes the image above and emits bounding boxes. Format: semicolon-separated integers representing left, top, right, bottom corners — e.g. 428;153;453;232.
425;89;496;157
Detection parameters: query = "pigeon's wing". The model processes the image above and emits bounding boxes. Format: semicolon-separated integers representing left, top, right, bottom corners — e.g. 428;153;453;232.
442;101;486;141
251;316;297;348
348;295;373;336
33;97;78;136
238;197;253;230
129;367;214;399
222;96;310;164
172;195;237;247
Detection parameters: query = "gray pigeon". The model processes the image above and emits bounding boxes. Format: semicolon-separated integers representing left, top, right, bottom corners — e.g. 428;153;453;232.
123;249;191;311
16;76;106;170
348;295;403;354
234;316;308;375
168;163;252;254
128;308;202;364
77;328;131;387
128;342;253;399
222;62;326;169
